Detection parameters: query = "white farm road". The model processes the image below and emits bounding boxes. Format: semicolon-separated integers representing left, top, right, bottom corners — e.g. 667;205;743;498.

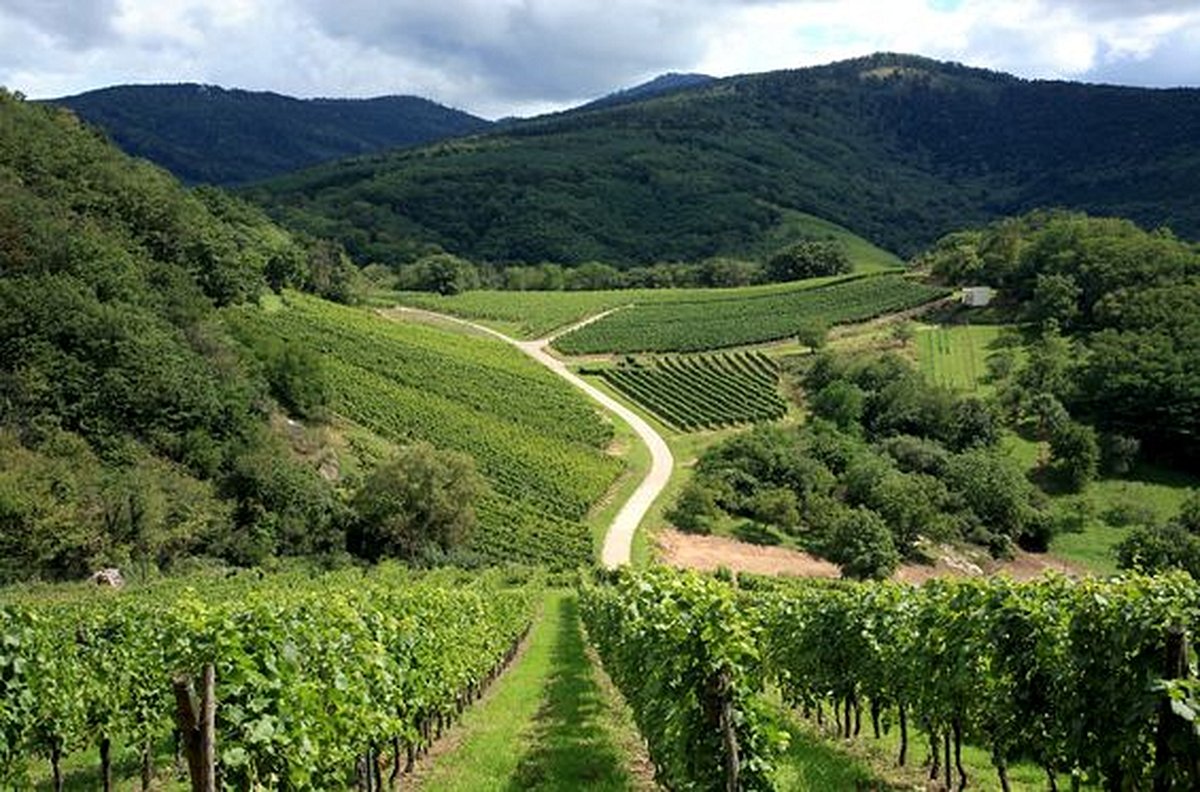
389;307;674;568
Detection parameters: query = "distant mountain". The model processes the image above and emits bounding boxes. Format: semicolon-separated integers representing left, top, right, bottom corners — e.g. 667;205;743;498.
248;53;1200;266
579;72;716;111
50;84;492;185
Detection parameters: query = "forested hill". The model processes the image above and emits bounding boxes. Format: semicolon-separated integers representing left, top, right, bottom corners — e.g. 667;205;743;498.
249;53;1200;267
0;89;353;581
50;83;492;185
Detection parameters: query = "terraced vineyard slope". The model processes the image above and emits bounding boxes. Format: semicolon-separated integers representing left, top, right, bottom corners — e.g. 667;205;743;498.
555;275;950;353
600;352;786;431
225;293;622;567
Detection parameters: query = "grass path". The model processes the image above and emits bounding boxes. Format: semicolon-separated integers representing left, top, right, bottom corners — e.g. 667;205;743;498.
419;592;653;792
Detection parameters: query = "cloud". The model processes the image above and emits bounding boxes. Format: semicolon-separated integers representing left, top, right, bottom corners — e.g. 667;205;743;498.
0;0;1197;118
0;0;117;47
1084;23;1200;87
293;0;738;102
695;0;1200;86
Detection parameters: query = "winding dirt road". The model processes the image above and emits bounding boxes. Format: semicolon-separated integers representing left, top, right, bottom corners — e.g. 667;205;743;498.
388;307;675;568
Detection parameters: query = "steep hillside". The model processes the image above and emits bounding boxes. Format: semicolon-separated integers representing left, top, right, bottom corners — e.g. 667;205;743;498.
0;90;608;581
224;294;618;568
51;83;492;185
0;87;340;580
249;53;1200;266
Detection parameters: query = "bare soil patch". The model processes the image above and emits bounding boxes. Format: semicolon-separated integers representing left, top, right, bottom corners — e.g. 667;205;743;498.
657;529;841;577
658;529;1087;582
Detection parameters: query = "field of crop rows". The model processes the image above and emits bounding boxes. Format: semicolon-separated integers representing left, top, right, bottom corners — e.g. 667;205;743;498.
385;274;857;339
225;294;616;567
601;351;786;430
555;275;950;353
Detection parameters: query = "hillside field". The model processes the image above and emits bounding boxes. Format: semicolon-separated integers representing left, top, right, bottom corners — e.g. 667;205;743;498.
554;275;950;353
598;351;788;431
225;293;622;568
384;273;868;340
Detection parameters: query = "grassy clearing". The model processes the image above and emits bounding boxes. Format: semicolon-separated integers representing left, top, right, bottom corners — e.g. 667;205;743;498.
1002;433;1198;575
419;592;651;792
1048;465;1199;575
757;207;905;274
916;324;1005;393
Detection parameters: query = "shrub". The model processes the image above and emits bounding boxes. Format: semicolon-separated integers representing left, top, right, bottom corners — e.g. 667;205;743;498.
667;481;722;535
350;443;484;560
826;507;899;580
766;239;851;281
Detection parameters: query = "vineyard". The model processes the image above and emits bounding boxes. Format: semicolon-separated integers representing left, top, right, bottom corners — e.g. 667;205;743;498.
554;275;951;353
225;294;619;566
599;351;787;430
473;495;592;568
385;273;858;339
226;293;613;448
0;567;542;790
581;568;1200;791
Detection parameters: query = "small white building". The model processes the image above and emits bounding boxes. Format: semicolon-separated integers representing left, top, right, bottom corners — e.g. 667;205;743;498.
962;286;994;307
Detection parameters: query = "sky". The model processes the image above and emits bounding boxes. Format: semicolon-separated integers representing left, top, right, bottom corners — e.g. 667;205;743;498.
1;0;1198;119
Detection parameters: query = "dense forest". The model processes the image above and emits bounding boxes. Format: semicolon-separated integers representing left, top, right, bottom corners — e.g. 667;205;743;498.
0;90;377;581
52;84;491;185
919;210;1200;467
247;53;1200;267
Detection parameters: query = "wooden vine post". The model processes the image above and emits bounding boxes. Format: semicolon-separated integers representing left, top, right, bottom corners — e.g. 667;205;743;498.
1153;627;1191;792
173;663;217;792
709;668;740;792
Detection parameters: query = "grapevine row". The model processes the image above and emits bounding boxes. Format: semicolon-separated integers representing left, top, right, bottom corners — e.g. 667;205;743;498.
601;351;786;430
579;569;780;791
556;275;951;353
582;569;1200;791
0;568;541;789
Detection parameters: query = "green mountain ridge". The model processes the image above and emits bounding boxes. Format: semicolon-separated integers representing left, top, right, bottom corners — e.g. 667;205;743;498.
247;53;1200;267
49;83;492;186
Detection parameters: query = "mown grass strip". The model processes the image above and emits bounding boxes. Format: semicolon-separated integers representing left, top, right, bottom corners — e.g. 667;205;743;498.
419;592;652;792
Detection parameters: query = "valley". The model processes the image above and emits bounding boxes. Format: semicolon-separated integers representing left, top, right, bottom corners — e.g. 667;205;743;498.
3;45;1200;791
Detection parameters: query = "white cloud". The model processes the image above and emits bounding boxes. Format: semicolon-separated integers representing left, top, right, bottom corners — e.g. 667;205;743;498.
696;0;1200;85
0;0;1197;117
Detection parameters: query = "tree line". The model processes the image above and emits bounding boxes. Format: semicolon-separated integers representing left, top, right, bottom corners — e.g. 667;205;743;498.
389;238;851;295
